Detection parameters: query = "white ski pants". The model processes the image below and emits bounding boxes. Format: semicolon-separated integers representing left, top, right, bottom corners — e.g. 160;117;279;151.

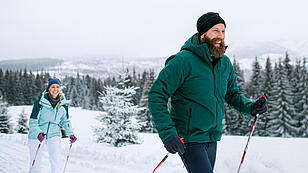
28;136;62;173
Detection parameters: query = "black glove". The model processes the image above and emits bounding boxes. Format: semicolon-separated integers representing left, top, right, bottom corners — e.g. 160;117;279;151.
163;135;185;155
251;96;267;116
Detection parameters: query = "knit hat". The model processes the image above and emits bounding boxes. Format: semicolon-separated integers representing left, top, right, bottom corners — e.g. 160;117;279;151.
197;12;226;36
47;78;61;89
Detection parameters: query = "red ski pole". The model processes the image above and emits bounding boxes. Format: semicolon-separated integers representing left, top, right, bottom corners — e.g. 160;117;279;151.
237;93;266;173
153;138;184;173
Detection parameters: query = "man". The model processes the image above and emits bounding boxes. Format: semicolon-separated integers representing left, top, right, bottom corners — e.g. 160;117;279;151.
148;12;267;173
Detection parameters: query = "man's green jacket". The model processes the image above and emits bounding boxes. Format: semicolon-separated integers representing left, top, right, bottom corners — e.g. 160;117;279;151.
148;34;253;143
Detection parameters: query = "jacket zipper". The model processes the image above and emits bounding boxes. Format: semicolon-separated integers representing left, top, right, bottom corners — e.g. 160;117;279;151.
186;108;192;135
211;66;218;141
46;122;50;139
46;104;59;139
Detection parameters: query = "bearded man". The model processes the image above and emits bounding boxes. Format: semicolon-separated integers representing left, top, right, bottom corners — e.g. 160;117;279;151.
148;12;267;173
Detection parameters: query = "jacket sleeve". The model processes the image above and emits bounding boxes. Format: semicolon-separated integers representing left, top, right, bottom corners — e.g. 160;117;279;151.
148;55;190;142
225;66;253;116
29;98;43;138
61;104;74;136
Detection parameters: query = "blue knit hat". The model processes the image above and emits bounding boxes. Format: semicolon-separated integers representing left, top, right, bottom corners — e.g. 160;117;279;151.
47;78;61;89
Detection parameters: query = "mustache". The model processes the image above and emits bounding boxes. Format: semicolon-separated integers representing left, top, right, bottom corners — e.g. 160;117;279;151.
209;38;225;47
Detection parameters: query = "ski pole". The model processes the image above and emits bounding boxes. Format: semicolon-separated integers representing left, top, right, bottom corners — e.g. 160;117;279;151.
236;114;258;173
237;93;266;173
63;143;73;173
29;142;42;173
152;137;184;173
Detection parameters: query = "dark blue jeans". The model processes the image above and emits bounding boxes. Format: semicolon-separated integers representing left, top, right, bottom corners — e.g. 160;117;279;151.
180;142;217;173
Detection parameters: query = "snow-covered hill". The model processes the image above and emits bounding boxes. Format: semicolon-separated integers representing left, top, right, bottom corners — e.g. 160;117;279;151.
1;106;307;173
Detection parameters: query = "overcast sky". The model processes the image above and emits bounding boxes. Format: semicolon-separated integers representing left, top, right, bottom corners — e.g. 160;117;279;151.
0;0;307;60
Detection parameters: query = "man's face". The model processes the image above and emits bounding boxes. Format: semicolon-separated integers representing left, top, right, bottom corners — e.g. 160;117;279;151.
200;23;226;58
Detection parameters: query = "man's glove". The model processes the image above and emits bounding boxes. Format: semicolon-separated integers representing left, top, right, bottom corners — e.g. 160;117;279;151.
163;135;185;155
37;133;46;142
251;96;267;116
70;135;77;143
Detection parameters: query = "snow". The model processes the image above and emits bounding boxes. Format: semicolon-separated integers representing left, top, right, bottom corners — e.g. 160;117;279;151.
1;106;308;173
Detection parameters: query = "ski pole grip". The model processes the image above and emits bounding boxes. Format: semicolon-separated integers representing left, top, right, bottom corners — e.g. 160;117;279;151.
179;138;184;144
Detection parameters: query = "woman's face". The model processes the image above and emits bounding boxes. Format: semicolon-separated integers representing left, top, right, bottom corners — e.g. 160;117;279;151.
48;84;60;99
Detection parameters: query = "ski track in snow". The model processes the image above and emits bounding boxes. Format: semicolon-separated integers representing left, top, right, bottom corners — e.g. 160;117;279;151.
1;106;308;173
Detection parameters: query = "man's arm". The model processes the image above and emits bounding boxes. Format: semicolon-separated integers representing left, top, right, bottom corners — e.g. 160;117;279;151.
148;55;190;142
225;67;253;116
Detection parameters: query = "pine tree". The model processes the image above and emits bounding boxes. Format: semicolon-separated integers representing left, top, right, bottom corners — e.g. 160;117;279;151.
6;71;17;105
247;56;263;98
16;108;29;134
138;69;157;133
224;103;242;135
269;59;296;137
0;68;4;100
0;101;11;133
255;57;273;136
95;85;140;147
300;59;308;137
89;78;101;110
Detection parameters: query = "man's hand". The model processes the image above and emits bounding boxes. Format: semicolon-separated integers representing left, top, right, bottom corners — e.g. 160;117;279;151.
251;96;267;116
163;135;185;155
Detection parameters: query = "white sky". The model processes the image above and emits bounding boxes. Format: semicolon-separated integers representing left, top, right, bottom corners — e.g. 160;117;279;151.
0;0;307;60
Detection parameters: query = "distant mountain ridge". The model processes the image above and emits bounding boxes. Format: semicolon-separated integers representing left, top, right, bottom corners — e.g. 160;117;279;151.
1;40;307;79
0;58;63;71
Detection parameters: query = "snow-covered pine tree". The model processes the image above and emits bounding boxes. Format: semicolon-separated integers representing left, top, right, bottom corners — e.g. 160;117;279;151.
0;100;11;133
16;108;29;134
291;60;305;137
300;58;308;137
81;75;91;109
138;69;156;133
89;78;101;110
269;59;296;137
224;103;242;135
255;57;274;136
95;70;140;147
247;56;263;98
237;58;261;135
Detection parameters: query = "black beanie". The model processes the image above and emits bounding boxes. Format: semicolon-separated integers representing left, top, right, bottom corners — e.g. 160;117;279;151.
197;12;226;36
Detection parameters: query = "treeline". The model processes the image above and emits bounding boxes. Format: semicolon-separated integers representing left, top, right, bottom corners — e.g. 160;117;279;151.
0;68;155;109
0;69;51;105
0;67;157;134
224;53;308;138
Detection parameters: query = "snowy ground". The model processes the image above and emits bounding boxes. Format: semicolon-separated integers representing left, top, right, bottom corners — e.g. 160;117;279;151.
1;106;308;173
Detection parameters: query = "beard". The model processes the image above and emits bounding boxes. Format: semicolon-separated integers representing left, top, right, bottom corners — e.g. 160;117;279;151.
200;36;226;59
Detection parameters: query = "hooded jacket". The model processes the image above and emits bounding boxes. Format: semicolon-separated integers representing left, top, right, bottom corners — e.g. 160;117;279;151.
148;34;253;143
28;90;74;140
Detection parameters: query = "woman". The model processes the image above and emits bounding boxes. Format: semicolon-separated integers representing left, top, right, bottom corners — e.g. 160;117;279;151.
28;78;77;173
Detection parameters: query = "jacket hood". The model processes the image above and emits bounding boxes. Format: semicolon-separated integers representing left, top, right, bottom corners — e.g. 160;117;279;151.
165;33;212;65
